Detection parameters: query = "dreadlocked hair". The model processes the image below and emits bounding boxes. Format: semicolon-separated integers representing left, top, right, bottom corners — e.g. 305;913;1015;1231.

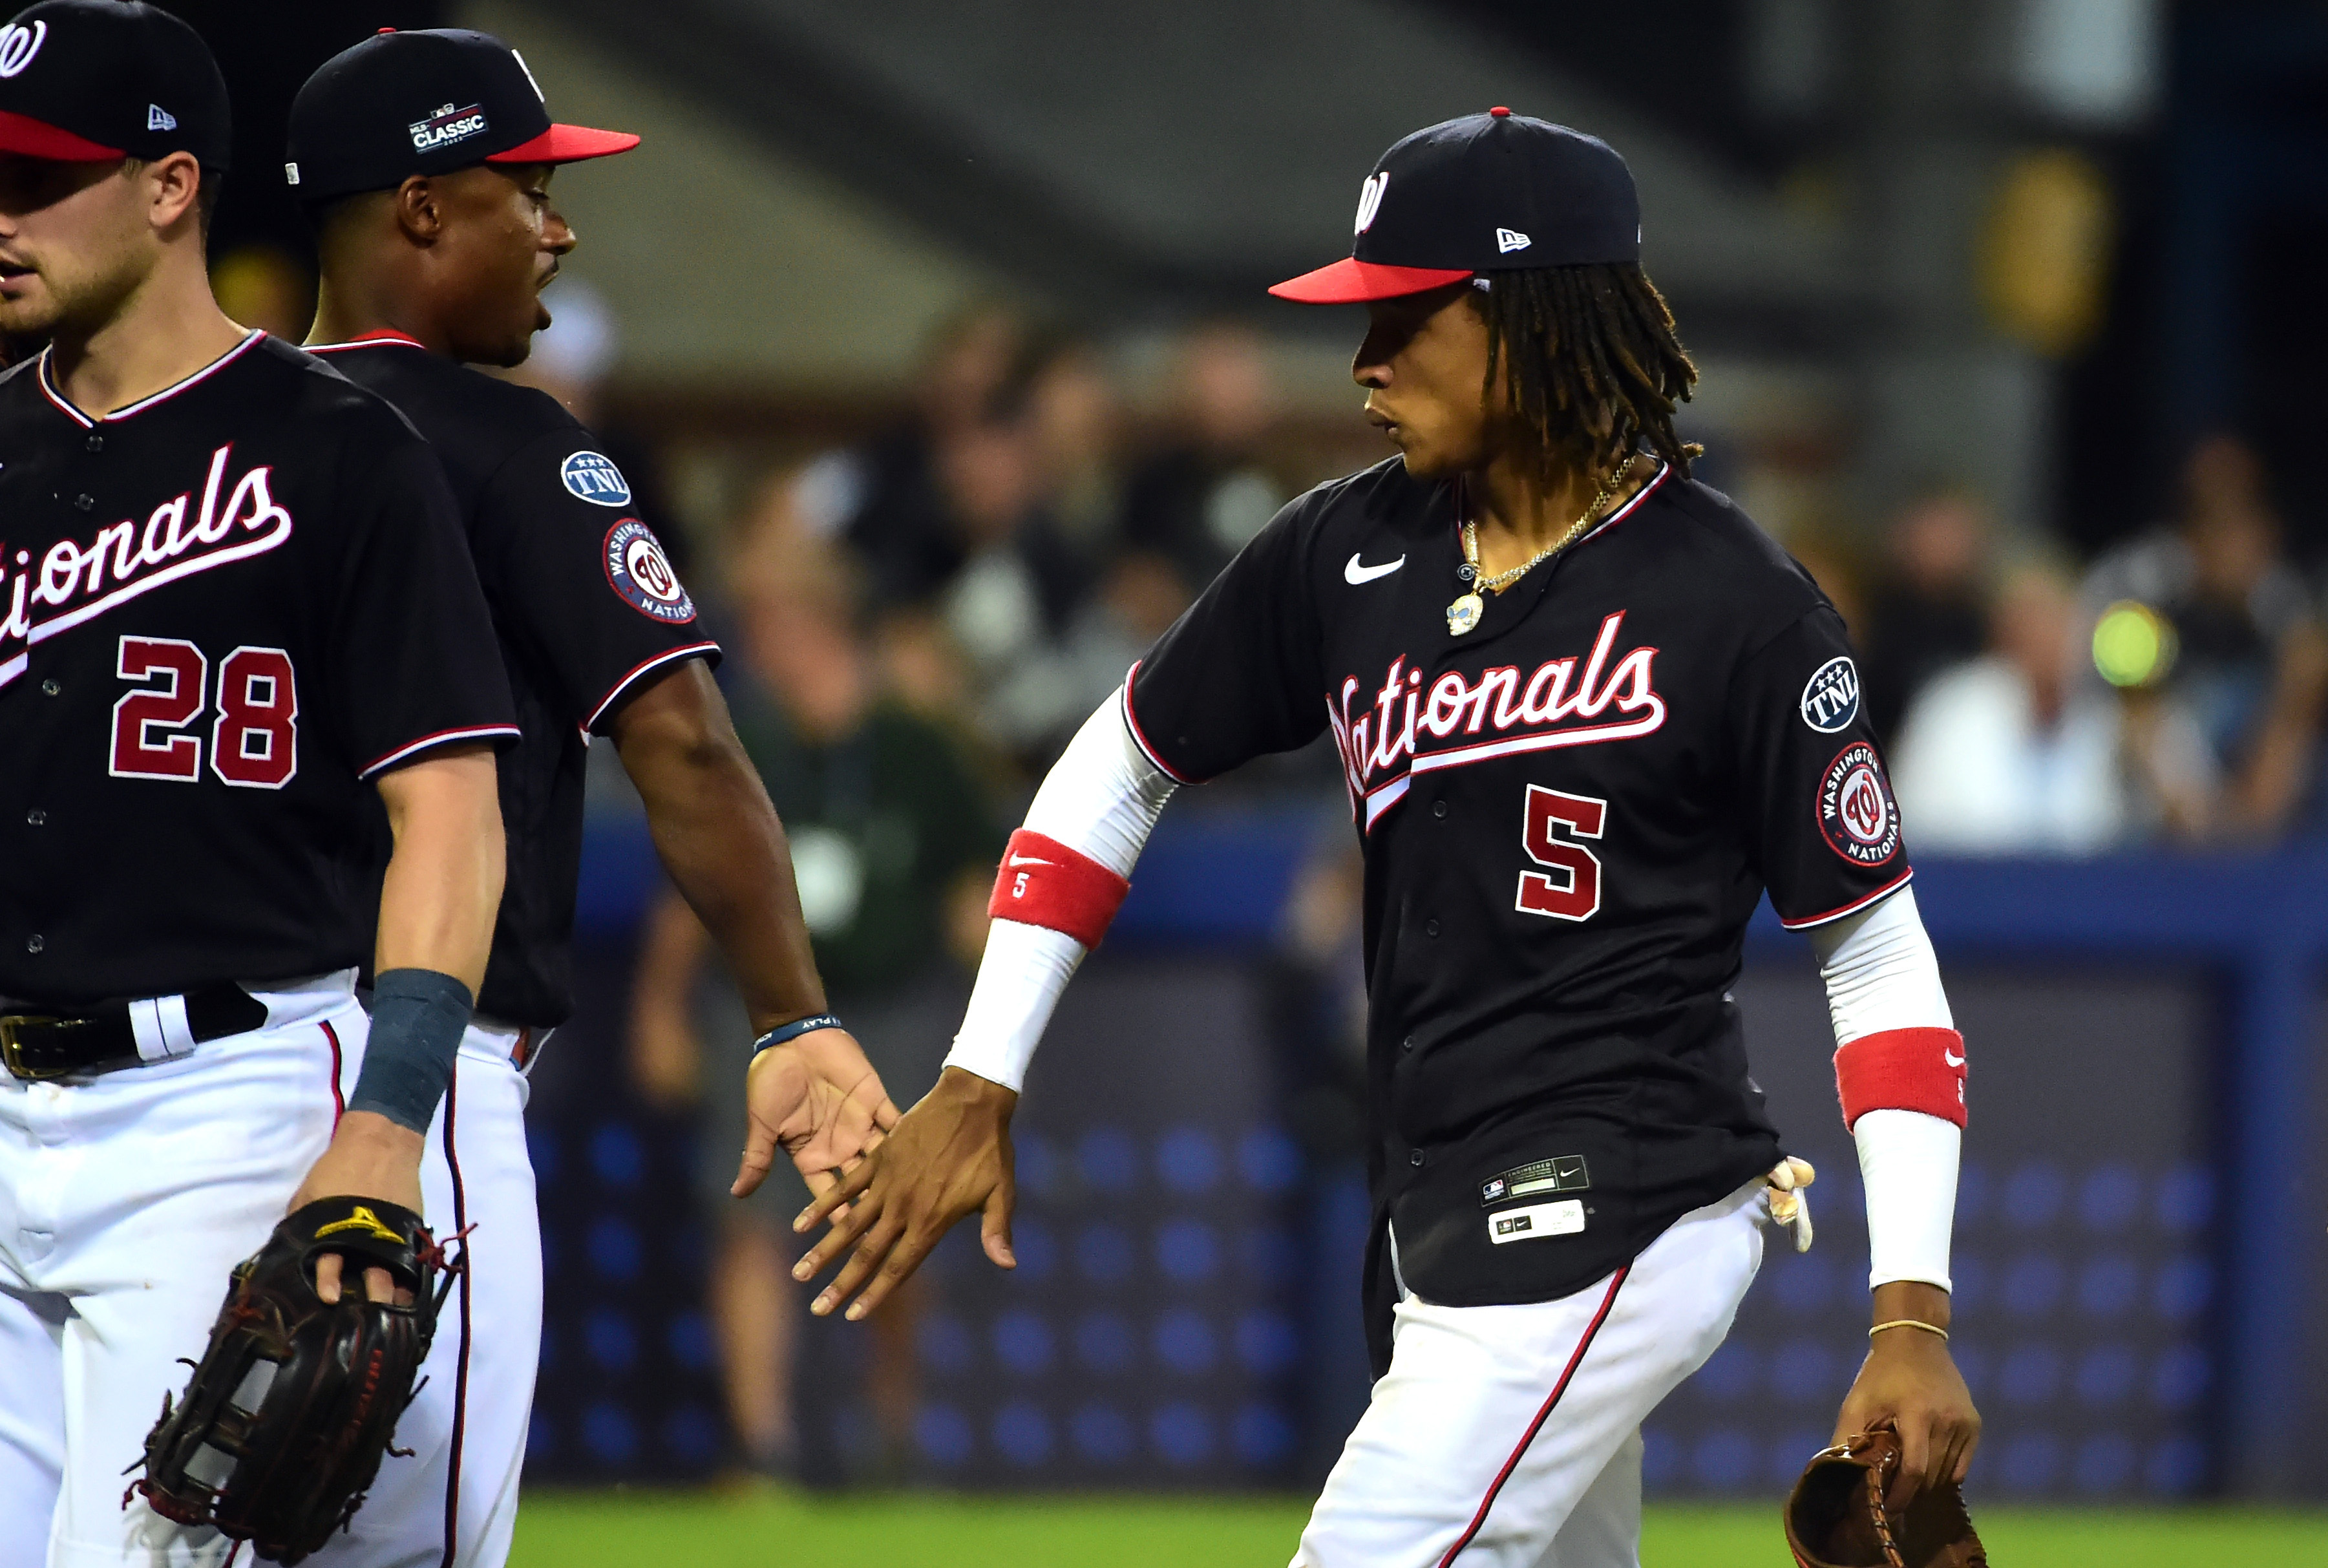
1472;263;1701;485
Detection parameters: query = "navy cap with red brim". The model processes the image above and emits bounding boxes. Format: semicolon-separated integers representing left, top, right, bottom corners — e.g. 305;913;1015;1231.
485;122;640;166
0;109;122;160
1268;257;1473;304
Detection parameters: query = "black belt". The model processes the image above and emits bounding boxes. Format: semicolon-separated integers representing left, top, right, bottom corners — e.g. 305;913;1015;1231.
0;984;269;1081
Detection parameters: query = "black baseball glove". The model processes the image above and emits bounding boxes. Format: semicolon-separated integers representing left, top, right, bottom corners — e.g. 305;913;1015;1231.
129;1196;454;1564
1784;1426;1988;1568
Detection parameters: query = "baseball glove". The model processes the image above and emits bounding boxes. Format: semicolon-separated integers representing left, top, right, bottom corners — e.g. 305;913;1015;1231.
129;1196;454;1564
1784;1425;1987;1568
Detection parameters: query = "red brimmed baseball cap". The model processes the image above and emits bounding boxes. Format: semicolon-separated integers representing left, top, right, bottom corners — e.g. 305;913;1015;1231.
1271;108;1640;304
0;1;231;168
286;27;638;202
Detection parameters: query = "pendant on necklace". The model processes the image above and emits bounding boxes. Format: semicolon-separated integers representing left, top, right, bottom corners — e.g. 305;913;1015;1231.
1447;591;1485;636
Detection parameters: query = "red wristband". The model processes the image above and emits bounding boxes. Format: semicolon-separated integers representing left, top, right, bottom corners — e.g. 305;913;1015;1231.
1834;1026;1967;1130
988;829;1130;949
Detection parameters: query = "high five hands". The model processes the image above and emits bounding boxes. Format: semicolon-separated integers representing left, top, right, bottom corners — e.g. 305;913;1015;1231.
789;1065;1020;1320
730;1025;902;1204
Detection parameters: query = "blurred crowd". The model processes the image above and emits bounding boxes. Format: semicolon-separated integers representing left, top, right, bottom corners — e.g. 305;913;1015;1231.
1846;434;2328;854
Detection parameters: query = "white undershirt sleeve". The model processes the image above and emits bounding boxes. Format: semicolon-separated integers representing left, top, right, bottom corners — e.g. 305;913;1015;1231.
942;690;1178;1092
1806;886;1962;1293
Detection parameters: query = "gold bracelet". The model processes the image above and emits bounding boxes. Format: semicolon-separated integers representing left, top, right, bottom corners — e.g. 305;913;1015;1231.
1868;1319;1949;1342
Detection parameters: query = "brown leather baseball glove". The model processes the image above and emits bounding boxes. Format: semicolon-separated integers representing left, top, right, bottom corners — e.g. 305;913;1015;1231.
1784;1425;1987;1568
129;1196;454;1564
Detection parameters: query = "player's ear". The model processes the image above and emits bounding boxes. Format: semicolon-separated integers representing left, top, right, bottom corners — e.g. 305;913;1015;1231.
392;175;444;245
136;153;204;237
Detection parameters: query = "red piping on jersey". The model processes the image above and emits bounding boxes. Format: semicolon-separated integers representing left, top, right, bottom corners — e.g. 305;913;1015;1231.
1777;867;1915;930
321;1019;346;1127
1437;1266;1630;1565
439;1066;472;1568
305;330;428;353
579;641;721;736
1119;662;1198;785
36;331;266;428
360;724;524;780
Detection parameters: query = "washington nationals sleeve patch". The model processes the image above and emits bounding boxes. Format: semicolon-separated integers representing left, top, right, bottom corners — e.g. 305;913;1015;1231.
1817;740;1901;867
602;518;696;623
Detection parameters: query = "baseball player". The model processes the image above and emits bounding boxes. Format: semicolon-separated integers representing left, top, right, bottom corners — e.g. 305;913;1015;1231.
798;112;1982;1564
0;4;521;1565
284;28;896;1565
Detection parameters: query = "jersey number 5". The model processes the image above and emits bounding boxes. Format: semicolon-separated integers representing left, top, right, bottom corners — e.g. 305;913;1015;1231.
1516;785;1605;922
111;636;299;789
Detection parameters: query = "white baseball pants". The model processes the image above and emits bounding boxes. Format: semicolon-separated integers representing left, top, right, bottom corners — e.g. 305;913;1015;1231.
0;972;357;1568
302;1017;542;1568
1292;1178;1768;1568
0;987;540;1568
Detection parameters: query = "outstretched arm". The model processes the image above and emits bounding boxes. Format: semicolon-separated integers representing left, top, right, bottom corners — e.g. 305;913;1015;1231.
1809;886;1981;1504
792;689;1178;1319
608;659;897;1194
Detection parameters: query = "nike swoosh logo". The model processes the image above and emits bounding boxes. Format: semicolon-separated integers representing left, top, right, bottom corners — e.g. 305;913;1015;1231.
1943;1050;1965;1068
1008;854;1055;868
1344;552;1405;585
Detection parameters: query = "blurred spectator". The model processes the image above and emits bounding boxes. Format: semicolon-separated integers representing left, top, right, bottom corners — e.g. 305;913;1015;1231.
502;275;687;569
1858;487;1993;741
2080;434;2328;838
1122;321;1289;588
628;524;1002;1482
209;243;312;341
1893;563;2214;853
796;301;1030;603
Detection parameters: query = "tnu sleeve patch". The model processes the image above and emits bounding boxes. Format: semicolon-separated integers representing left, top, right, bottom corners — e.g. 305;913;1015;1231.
562;450;631;506
602;518;696;623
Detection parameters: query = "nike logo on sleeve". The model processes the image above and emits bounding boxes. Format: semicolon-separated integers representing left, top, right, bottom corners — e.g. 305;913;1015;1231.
1008;854;1055;868
1344;553;1406;584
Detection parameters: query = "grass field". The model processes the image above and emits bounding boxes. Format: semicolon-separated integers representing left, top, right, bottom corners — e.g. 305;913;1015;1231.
510;1488;2328;1565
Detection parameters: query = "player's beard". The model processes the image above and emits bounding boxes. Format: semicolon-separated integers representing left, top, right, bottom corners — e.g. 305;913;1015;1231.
0;232;154;346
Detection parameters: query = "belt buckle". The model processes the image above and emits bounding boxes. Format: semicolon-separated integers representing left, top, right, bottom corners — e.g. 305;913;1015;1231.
0;1014;77;1081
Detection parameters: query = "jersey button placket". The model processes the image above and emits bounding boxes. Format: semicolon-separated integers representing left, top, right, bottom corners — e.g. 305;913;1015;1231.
1433;800;1447;819
1408;1149;1424;1167
24;934;42;954
39;680;58;697
70;493;93;513
1424;918;1441;938
24;810;43;825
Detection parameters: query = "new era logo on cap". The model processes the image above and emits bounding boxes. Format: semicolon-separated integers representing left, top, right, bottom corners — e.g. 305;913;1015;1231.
147;103;174;131
1496;228;1530;253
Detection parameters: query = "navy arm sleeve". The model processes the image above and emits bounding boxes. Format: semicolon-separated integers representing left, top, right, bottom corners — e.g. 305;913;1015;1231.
473;430;720;735
1124;495;1328;782
332;438;519;777
1726;604;1913;928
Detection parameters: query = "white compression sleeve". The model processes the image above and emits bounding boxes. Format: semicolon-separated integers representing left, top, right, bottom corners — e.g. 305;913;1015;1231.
1806;887;1961;1292
943;692;1178;1092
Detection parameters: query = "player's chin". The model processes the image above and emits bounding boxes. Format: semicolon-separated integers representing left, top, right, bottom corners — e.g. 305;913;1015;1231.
1393;440;1458;480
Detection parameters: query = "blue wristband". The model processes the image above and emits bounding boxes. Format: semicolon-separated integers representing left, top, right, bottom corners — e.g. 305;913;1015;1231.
349;969;474;1134
753;1013;843;1054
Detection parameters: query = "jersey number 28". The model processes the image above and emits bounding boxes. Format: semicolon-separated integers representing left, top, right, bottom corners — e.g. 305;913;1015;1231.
111;636;299;789
1516;785;1605;922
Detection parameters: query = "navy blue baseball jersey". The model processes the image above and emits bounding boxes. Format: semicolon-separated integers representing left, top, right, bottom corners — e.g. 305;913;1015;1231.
312;334;718;1027
1126;456;1908;1354
0;333;518;1004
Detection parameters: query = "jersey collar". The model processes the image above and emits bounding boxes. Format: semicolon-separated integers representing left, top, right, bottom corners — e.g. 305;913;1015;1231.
37;329;266;429
304;329;429;354
1453;458;1672;555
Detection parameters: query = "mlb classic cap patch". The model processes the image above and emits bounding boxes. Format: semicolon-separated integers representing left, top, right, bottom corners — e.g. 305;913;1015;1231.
1271;107;1639;304
286;27;637;200
0;1;230;167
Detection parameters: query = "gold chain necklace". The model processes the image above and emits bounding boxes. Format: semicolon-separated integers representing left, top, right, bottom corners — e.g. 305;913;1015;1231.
1446;464;1628;636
